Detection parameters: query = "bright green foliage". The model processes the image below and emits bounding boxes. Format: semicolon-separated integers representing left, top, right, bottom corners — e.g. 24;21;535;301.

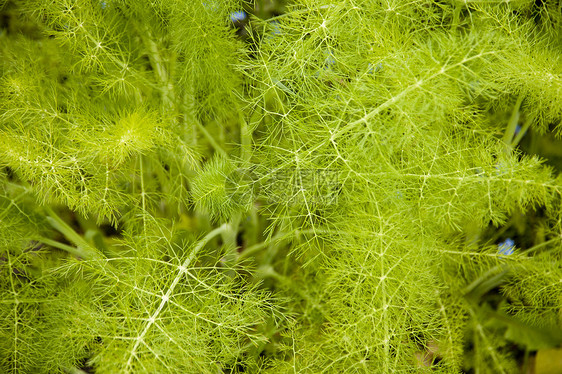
191;156;254;222
1;0;562;373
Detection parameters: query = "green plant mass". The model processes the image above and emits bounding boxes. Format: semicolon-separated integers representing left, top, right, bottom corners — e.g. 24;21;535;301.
1;0;562;372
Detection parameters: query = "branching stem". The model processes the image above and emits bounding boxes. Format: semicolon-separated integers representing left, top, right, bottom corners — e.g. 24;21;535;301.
125;224;227;372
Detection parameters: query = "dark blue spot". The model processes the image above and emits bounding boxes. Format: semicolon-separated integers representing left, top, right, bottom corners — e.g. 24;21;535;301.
230;11;247;23
498;238;515;256
367;62;383;74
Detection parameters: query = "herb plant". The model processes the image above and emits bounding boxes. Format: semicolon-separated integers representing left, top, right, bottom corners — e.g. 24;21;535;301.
1;0;562;373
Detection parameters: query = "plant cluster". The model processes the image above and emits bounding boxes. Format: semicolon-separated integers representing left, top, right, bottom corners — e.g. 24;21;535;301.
1;0;562;373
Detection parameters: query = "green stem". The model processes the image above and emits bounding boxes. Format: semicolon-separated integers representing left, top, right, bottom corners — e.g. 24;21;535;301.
43;206;102;260
503;94;523;148
451;5;462;32
239;110;252;164
236;228;324;263
511;112;534;148
220;214;241;276
221;214;241;249
462;264;509;302
184;85;198;147
523;236;561;256
35;237;84;257
195;119;228;157
140;27;175;111
236;240;270;262
191;224;229;263
175;78;226;156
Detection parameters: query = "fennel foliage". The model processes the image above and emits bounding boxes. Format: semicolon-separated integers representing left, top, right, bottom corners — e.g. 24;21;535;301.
1;0;562;373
